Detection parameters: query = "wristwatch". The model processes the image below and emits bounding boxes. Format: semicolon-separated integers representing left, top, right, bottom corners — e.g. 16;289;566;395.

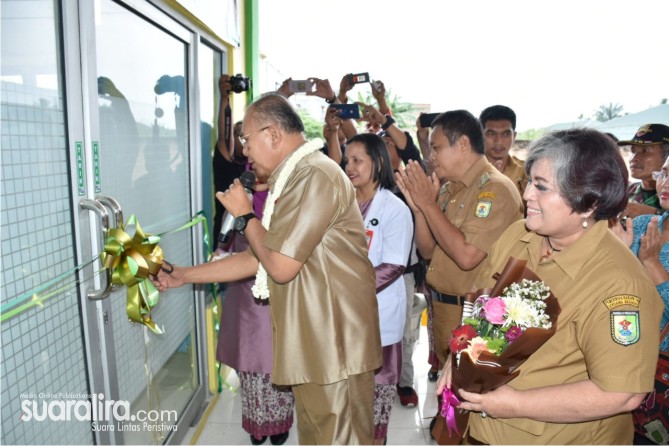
234;212;257;234
381;114;396;130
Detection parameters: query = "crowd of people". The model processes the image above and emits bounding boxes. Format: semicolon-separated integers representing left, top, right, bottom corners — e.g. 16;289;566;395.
149;73;669;445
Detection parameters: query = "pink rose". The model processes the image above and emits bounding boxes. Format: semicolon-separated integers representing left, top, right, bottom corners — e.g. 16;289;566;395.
483;297;506;325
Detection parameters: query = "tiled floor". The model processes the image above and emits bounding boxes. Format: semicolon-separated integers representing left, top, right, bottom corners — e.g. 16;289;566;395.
183;326;439;445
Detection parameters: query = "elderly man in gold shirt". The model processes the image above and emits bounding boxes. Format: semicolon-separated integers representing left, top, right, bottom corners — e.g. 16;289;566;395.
152;93;382;445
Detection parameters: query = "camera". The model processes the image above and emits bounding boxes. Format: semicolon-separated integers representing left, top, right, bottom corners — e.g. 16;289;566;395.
331;103;360;119
289;79;314;93
419;112;441;128
230;73;251;94
348;72;370;85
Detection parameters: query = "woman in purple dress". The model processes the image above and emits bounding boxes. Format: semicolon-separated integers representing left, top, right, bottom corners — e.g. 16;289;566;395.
214;181;294;446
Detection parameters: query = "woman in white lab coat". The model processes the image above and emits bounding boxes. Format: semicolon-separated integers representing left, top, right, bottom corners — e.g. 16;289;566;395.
344;133;413;444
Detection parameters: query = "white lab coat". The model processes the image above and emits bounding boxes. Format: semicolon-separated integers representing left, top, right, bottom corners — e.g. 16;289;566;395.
364;187;413;346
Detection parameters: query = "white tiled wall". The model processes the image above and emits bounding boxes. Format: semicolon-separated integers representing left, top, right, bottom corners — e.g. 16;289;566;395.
1;81;94;444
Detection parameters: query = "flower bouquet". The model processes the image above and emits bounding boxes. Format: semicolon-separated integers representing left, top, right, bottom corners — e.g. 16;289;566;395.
432;257;561;444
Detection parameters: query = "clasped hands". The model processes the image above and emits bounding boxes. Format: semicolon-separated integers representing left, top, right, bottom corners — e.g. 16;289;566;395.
395;160;440;212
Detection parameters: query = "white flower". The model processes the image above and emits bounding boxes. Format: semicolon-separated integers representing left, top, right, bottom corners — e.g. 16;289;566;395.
501;280;552;329
251;139;323;300
502;295;535;328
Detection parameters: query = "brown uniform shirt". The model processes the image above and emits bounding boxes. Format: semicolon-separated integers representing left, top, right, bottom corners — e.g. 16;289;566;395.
503;155;527;197
469;219;662;444
263;149;382;386
426;156;524;295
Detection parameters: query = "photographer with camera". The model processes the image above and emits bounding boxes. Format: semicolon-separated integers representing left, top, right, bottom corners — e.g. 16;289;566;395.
309;77;359;165
370;79;391;116
277;76;336;102
322;106;346;166
277;76;358;166
336;73;354;104
358;100;423;170
213;75;247;244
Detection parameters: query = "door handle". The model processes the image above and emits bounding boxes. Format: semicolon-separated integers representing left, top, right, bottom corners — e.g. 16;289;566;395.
80;198;112;300
96;195;124;229
96;195;124;291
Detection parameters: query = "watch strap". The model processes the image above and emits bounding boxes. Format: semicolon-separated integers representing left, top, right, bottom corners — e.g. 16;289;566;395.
236;212;257;234
381;114;395;130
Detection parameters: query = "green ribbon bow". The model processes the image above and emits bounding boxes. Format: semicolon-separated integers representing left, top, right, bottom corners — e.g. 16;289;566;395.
100;215;164;334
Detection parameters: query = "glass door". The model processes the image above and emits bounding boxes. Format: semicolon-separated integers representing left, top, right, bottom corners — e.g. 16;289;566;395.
76;0;207;443
71;0;206;444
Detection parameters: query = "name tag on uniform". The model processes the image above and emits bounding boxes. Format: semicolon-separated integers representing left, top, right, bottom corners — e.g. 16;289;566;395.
365;229;374;250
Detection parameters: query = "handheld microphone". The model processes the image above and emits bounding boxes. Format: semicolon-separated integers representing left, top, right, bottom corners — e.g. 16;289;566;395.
218;171;256;244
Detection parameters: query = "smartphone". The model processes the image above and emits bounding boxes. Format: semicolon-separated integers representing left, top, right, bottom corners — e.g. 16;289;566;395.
348;72;370;85
419;112;441;128
331;103;360;119
288;79;314;93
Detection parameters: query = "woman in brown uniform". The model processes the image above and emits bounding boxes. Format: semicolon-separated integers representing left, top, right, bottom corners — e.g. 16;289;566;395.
437;129;663;444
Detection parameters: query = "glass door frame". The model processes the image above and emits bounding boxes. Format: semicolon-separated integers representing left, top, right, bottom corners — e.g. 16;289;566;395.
64;0;211;443
61;0;112;443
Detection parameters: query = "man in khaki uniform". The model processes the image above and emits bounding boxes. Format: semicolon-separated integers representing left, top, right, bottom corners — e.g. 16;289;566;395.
396;110;524;371
152;93;382;444
464;218;662;444
479;105;527;197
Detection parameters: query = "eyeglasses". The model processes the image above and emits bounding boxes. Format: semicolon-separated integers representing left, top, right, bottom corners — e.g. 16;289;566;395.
238;126;271;147
652;171;669;183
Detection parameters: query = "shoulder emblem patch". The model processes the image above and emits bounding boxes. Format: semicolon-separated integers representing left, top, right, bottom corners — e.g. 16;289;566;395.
603;295;640;309
479;173;491;188
610;311;640;346
475;201;492;218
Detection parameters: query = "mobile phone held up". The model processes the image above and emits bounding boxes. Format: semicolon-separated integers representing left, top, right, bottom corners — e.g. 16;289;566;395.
419;112;441;128
331;103;360;119
348;72;370;85
288;79;314;93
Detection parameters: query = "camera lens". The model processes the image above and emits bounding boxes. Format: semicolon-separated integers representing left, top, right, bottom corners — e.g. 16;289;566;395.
230;74;250;94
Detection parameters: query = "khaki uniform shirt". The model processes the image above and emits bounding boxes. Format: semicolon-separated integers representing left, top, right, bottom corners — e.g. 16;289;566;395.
503;155;527;197
469;219;662;444
426;156;523;295
263;150;382;386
